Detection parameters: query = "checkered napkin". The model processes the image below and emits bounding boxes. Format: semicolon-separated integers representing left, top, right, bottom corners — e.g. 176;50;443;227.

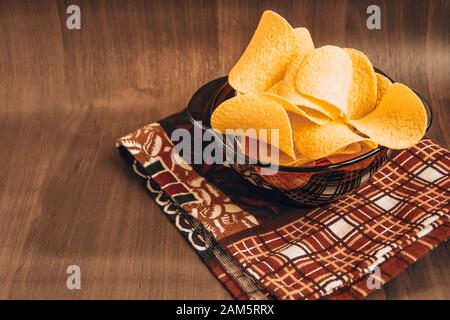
116;110;449;300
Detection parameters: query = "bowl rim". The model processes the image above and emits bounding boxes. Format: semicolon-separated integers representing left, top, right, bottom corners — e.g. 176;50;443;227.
187;68;433;173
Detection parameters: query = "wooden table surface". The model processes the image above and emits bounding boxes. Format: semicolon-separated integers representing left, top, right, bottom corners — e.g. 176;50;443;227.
0;0;448;299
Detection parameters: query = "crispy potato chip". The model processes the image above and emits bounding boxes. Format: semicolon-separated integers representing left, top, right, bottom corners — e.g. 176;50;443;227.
327;143;375;163
327;150;366;164
211;93;296;159
260;92;330;125
222;11;427;167
267;81;283;94
345;48;377;119
238;136;295;166
375;72;392;105
295;45;352;115
293;27;315;57
350;83;427;149
334;142;362;155
278;56;340;119
228;10;299;93
327;154;355;163
289;114;377;160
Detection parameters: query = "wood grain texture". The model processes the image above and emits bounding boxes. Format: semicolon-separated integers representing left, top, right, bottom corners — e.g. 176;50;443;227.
0;0;448;299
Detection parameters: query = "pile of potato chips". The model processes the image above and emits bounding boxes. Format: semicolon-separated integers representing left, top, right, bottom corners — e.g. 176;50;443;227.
211;10;428;166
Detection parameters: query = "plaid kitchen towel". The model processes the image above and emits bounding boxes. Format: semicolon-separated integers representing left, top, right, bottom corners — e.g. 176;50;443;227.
116;110;450;300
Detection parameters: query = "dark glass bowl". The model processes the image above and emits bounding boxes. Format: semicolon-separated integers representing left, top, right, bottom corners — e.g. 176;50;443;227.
187;71;432;206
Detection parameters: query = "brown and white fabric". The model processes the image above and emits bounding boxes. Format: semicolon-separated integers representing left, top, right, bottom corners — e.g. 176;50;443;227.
116;110;450;300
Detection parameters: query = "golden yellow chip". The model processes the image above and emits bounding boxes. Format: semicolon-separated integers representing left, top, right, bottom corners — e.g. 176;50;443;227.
239;137;296;166
223;11;426;166
295;45;352;115
334;142;362;155
290;114;377;160
278;56;340;119
375;72;392;105
345;48;377;119
228;10;299;93
267;81;283;94
350;83;427;149
211;93;296;159
327;142;375;163
260;92;330;125
293;27;315;57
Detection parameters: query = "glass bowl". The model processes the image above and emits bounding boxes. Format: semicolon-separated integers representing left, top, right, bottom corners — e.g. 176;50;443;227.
187;70;432;206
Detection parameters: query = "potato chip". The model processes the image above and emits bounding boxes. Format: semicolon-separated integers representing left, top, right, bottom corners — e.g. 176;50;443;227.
295;45;353;115
228;10;299;93
278;56;340;119
267;81;283;94
350;83;427;149
211;93;296;159
289;114;377;160
327;143;375;164
293;27;315;57
375;72;392;105
345;48;377;119
221;11;427;168
334;142;362;155
260;92;330;125
327;150;365;164
238;136;296;166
